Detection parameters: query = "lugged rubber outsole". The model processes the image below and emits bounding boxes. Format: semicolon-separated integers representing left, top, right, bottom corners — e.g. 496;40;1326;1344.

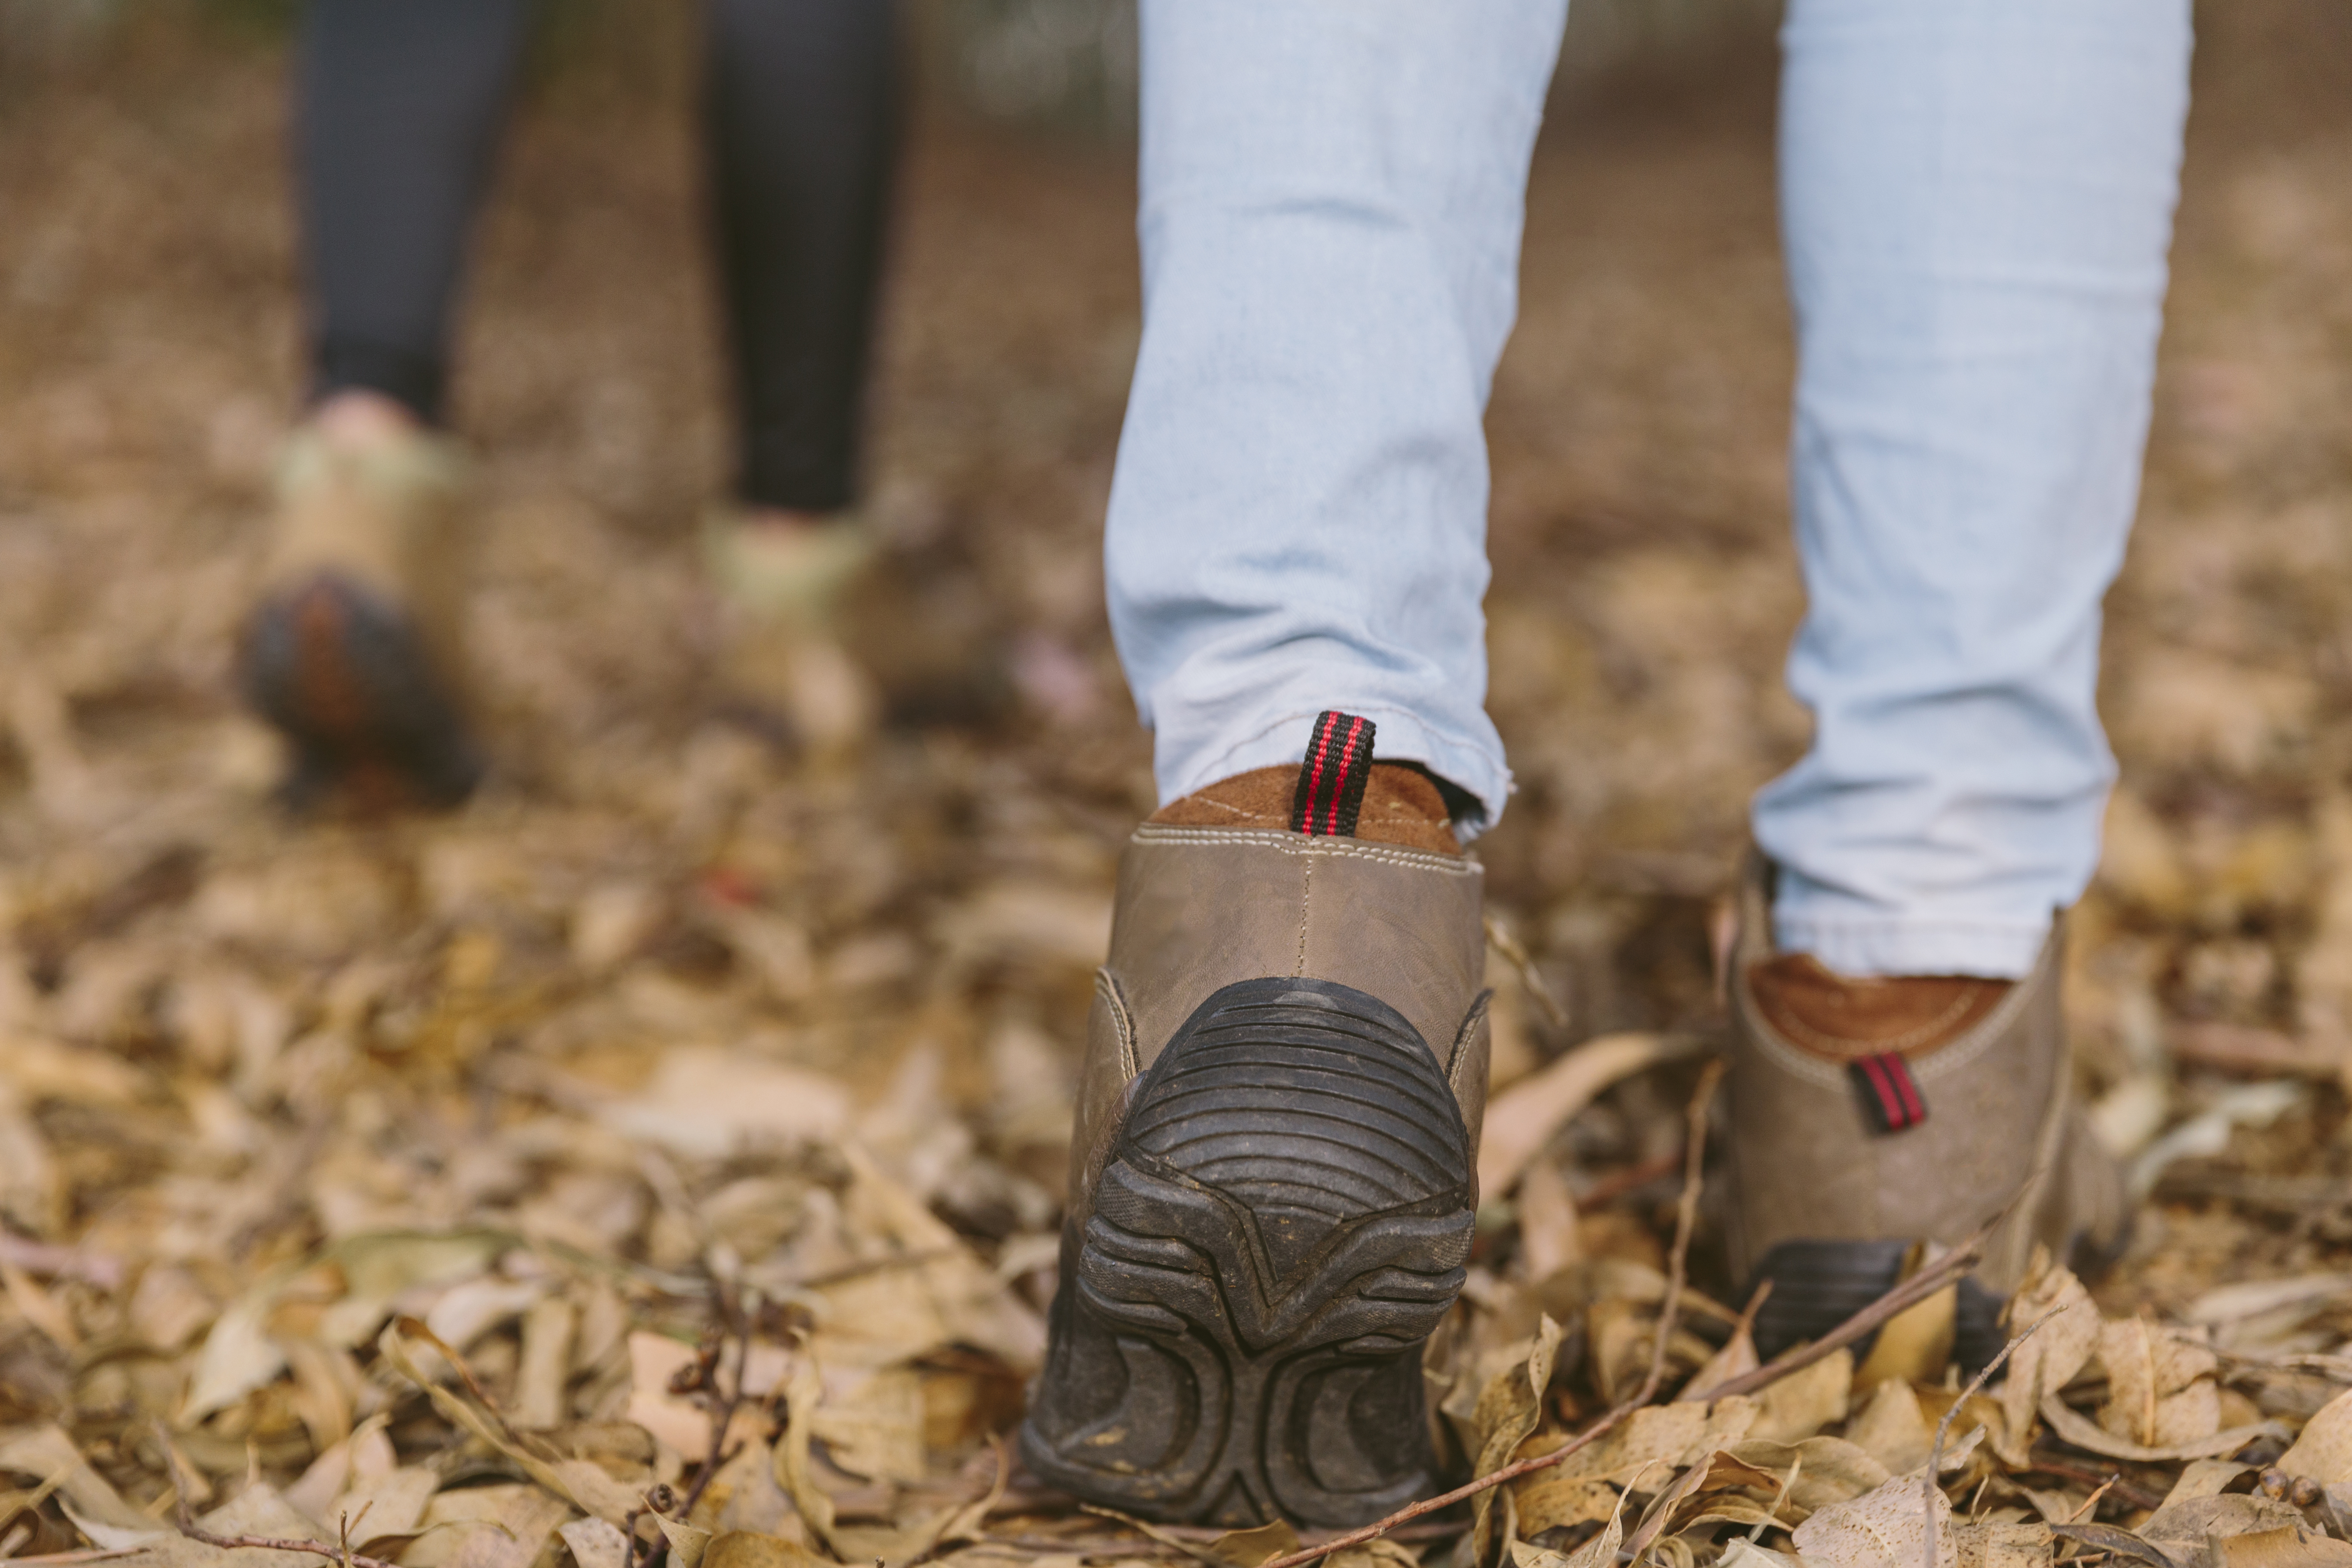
1021;976;1474;1528
239;573;483;808
1749;1238;2007;1372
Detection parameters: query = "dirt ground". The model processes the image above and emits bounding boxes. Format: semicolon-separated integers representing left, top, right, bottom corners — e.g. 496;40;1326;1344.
0;6;2347;1567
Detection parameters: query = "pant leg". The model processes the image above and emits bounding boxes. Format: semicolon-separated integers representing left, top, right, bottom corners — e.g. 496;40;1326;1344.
296;0;534;425
1105;0;1569;832
1754;0;2193;977
704;0;899;514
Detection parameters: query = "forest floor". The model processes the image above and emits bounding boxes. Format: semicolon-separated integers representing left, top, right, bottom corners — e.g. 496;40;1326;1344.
0;8;2347;1568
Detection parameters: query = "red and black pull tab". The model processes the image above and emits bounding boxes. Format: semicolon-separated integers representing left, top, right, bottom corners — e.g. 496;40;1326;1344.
1851;1051;1928;1133
1290;710;1376;838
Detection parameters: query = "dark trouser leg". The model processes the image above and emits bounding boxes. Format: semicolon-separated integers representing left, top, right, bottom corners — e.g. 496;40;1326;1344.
704;0;900;513
296;0;534;424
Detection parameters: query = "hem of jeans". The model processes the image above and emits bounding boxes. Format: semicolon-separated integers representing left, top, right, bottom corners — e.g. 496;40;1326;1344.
1165;707;1513;842
1768;915;2051;981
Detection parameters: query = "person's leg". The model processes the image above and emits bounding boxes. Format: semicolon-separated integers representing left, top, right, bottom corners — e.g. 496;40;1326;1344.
240;0;531;808
703;0;898;516
1103;0;1567;836
1027;0;1565;1527
297;0;534;425
1727;0;2192;1359
1754;0;2193;979
695;0;899;755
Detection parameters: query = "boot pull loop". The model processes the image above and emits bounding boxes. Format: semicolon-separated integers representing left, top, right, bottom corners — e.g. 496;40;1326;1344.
1851;1051;1929;1133
1290;710;1376;837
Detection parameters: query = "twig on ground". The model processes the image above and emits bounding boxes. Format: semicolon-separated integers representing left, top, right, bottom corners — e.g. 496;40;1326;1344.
1921;1309;2055;1568
154;1420;403;1568
1641;1060;1724;1407
2024;1459;2165;1513
1484;917;1569;1030
1747;1455;1803;1545
1077;1507;1227;1568
674;1289;753;1524
2063;1477;2120;1524
1259;1062;1727;1568
1619;1061;1727;1565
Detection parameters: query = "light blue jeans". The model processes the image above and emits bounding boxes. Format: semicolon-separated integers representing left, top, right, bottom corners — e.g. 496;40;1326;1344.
1105;0;2192;978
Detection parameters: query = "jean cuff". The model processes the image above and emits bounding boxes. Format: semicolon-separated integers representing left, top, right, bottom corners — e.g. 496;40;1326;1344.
1768;913;2051;980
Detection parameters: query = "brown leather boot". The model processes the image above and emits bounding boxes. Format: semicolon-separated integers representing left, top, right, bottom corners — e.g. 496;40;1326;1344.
1021;714;1490;1527
237;420;483;808
1724;854;2128;1370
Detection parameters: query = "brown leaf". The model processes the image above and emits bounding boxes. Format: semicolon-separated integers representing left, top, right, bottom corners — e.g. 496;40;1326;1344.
1995;1254;2102;1468
2040;1393;2285;1464
1204;1520;1300;1568
1791;1471;1954;1568
704;1533;827;1568
2278;1388;2352;1485
1751;1348;1853;1442
2219;1525;2352;1568
2098;1317;2222;1450
1846;1379;1936;1477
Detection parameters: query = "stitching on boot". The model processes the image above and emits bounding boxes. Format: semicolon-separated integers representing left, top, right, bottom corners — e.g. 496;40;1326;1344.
1446;989;1493;1092
1292;858;1314;978
1133;824;1478;875
1095;967;1139;1080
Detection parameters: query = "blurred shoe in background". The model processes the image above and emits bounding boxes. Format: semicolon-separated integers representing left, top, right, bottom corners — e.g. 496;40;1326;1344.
702;506;879;755
237;392;484;810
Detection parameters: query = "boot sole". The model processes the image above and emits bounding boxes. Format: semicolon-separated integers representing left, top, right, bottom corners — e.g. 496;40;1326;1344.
1746;1222;2132;1375
1020;977;1474;1528
240;573;483;808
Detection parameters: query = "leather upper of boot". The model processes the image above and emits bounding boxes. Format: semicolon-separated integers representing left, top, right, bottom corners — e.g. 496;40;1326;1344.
1747;953;2010;1060
1723;854;2125;1297
1148;761;1461;854
1065;753;1490;1250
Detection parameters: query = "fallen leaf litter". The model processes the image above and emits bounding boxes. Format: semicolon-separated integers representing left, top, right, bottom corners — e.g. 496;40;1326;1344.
0;9;2349;1568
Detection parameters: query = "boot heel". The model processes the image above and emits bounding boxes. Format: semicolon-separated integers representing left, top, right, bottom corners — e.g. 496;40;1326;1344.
1020;976;1475;1528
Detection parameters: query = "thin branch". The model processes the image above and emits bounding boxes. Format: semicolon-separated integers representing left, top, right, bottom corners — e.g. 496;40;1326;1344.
1077;1507;1226;1568
1640;1060;1724;1408
1920;1309;2055;1568
153;1420;403;1568
1484;916;1568;1030
1617;1062;1725;1567
675;1292;752;1524
2023;1459;2164;1513
1260;1061;1726;1568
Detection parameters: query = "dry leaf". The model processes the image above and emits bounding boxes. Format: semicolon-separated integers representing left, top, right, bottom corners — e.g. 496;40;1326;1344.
2277;1388;2352;1485
2220;1525;2352;1568
1854;1275;1956;1394
2157;1459;2255;1510
808;1366;927;1484
1513;1480;1629;1568
1949;1519;2052;1568
1478;1033;1694;1197
2098;1317;2222;1450
2141;1493;2310;1560
1847;1379;1936;1477
704;1533;826;1568
1472;1314;1565;1562
1995;1254;2102;1467
561;1519;635;1568
2040;1394;2283;1463
1752;1348;1853;1442
1792;1471;1954;1568
1205;1520;1300;1568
